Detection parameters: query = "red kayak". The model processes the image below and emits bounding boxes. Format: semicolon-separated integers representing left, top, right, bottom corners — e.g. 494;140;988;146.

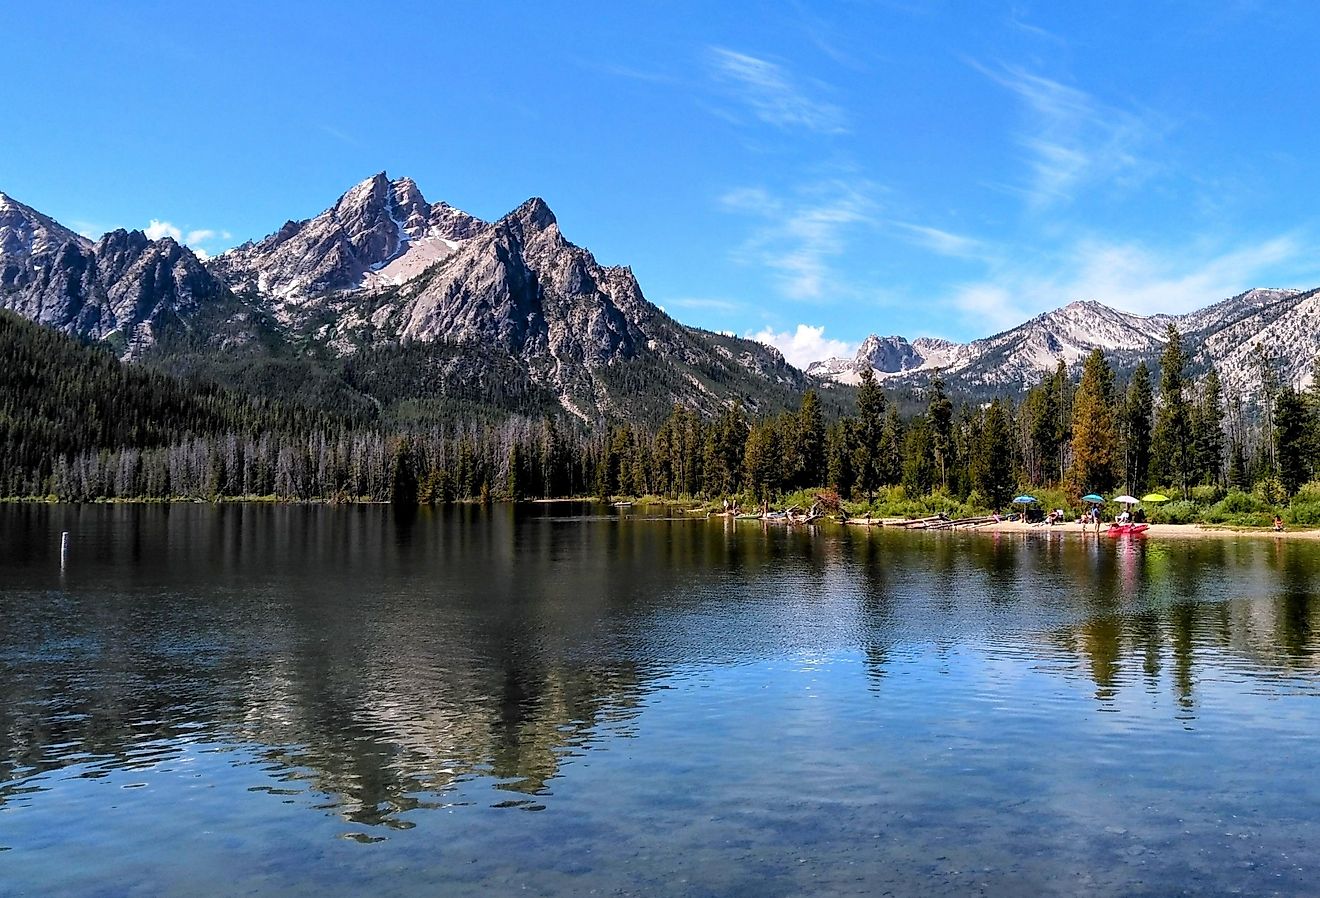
1107;523;1150;537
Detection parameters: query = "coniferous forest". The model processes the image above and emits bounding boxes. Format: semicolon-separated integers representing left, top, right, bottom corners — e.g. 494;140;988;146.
3;312;1319;524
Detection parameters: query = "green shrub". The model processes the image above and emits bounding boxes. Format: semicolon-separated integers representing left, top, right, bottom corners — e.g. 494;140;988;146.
1148;499;1199;524
1254;478;1287;505
1286;481;1320;526
1203;489;1276;526
1191;484;1223;503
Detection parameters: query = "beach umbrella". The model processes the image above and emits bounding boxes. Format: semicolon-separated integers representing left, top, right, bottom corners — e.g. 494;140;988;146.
1142;493;1170;503
1113;495;1139;505
1013;495;1038;504
1081;493;1105;504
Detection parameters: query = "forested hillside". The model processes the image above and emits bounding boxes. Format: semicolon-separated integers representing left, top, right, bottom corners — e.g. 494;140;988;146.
4;312;1318;523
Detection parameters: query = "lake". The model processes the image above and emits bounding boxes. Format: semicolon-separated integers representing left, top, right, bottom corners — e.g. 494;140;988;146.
2;503;1319;896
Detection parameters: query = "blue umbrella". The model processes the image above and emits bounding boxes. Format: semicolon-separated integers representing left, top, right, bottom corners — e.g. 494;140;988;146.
1081;493;1104;503
1013;495;1038;504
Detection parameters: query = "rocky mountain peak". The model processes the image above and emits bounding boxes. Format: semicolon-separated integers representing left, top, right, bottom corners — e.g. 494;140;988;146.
509;197;558;232
207;173;487;306
334;172;389;214
0;190;91;259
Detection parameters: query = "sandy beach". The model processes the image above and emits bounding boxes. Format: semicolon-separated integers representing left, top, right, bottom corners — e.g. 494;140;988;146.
976;520;1320;540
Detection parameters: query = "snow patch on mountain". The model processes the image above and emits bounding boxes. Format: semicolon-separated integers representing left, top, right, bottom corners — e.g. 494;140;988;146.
810;290;1320;396
208;172;486;318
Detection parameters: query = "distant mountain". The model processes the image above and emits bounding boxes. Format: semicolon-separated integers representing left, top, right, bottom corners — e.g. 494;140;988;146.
0;191;89;259
209;173;487;311
0;179;813;425
810;289;1319;398
0;192;263;358
808;335;956;384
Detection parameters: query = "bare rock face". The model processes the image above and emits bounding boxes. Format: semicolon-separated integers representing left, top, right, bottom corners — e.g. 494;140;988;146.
0;192;91;272
0;178;811;421
209;172;487;310
807;334;952;384
391;197;751;417
1;191;240;356
808;290;1320;397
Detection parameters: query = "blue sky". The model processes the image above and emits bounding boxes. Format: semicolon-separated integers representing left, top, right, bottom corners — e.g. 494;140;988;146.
4;1;1319;365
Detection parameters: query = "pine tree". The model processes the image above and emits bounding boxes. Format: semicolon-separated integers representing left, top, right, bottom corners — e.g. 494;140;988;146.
1191;366;1225;486
1122;361;1154;494
927;374;954;490
507;442;524;501
1275;387;1313;496
852;368;885;500
1151;324;1194;497
742;422;779;502
389;437;418;505
902;420;936;495
826;420;855;500
1308;355;1320;475
1024;367;1064;485
877;405;903;486
1069;349;1118;495
797;390;826;489
1253;343;1280;477
973;399;1016;508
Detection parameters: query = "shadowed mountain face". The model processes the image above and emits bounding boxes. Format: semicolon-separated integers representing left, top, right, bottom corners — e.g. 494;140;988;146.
811;290;1320;397
0;193;261;357
208;172;488;304
0;178;809;424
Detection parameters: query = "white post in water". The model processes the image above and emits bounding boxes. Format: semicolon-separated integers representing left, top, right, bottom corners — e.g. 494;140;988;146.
61;531;69;569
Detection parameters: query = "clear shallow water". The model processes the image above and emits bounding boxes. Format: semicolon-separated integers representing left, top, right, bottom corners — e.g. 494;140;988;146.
1;504;1319;896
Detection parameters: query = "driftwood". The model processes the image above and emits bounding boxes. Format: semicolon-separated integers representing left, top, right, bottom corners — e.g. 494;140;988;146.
894;515;947;529
927;515;997;531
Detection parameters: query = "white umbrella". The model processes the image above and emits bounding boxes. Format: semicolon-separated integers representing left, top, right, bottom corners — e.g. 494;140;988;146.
1113;495;1139;505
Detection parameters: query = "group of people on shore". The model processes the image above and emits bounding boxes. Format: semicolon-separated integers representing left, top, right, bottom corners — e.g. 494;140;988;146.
1038;504;1138;533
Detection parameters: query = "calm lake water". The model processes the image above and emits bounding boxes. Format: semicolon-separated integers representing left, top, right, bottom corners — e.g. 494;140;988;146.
2;504;1319;896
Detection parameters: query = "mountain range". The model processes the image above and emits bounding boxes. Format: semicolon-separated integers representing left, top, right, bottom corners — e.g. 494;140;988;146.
3;176;1317;425
0;177;807;424
808;289;1320;400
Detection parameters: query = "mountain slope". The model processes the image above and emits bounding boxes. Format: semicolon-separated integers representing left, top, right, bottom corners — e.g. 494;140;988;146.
1;191;268;359
0;191;90;262
813;290;1318;396
1;179;813;425
209;173;486;313
206;178;811;422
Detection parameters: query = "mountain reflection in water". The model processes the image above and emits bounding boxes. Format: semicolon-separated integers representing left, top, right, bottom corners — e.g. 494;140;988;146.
1;504;1318;896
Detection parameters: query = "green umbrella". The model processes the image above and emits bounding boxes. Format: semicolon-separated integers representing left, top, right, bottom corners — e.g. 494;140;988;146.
1142;493;1170;503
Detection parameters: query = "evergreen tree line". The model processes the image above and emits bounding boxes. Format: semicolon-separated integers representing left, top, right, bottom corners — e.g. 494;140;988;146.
4;312;1319;507
572;324;1320;509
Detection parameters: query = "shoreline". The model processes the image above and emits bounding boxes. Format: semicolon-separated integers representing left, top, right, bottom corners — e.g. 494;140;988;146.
970;520;1320;540
5;498;1319;540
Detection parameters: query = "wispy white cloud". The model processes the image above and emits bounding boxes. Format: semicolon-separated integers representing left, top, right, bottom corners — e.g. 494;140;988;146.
972;61;1160;207
708;47;847;134
317;123;360;146
144;219;231;257
721;180;878;300
144;219;183;242
69;220;105;240
889;221;985;259
592;60;681;85
665;297;748;314
1008;9;1067;45
748;323;854;368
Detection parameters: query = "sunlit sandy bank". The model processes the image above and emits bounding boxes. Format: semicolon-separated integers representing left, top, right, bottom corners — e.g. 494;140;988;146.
975;520;1320;540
